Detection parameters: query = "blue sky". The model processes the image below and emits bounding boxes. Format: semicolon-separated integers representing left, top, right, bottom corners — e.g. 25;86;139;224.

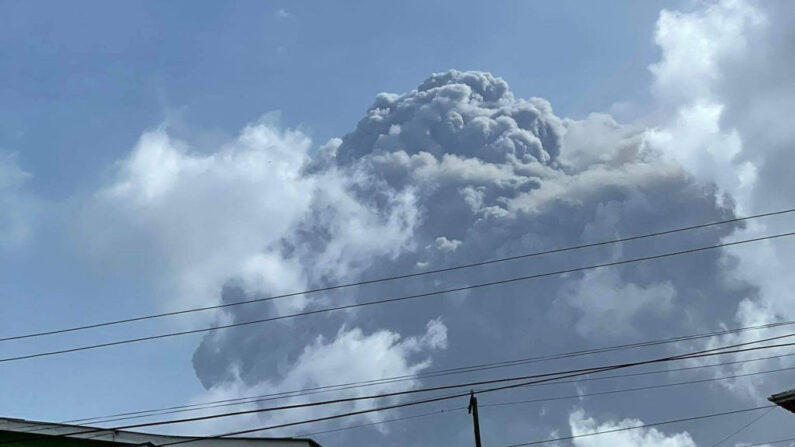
2;0;666;199
3;1;795;447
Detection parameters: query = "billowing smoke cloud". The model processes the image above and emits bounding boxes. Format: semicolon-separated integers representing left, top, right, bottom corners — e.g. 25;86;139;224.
332;70;564;166
179;69;754;444
78;1;795;445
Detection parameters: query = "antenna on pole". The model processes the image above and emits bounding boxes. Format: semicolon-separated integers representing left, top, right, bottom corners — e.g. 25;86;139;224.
468;390;482;447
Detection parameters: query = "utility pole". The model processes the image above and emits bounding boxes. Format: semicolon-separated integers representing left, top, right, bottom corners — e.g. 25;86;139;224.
468;390;482;447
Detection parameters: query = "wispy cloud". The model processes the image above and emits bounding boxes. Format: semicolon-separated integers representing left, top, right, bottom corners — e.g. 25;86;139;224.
274;8;293;20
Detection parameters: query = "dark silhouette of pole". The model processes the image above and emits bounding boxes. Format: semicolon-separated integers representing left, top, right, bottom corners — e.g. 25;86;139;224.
468;390;482;447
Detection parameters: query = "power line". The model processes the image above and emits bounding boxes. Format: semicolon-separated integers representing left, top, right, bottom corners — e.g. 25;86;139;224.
22;349;795;436
125;336;795;443
523;351;795;388
67;332;795;424
4;231;794;365
709;407;774;447
0;367;594;446
93;357;795;427
60;319;795;427
500;405;776;447
9;321;789;441
2;207;792;344
297;407;468;438
6;334;792;446
149;338;795;447
740;437;795;447
482;365;795;409
297;361;795;438
96;359;795;431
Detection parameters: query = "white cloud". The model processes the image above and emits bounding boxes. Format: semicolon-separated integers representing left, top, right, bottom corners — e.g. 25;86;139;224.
643;0;795;400
82;119;315;312
649;0;764;106
434;236;462;253
645;0;765;210
274;8;293;20
294;166;420;285
644;103;756;209
183;319;446;436
569;408;697;447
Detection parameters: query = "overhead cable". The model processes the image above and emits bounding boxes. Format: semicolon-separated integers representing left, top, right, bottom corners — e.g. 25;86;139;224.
16;321;795;438
297;363;795;438
5;333;793;446
499;405;775;447
2;207;792;344
149;337;794;447
4;231;795;364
